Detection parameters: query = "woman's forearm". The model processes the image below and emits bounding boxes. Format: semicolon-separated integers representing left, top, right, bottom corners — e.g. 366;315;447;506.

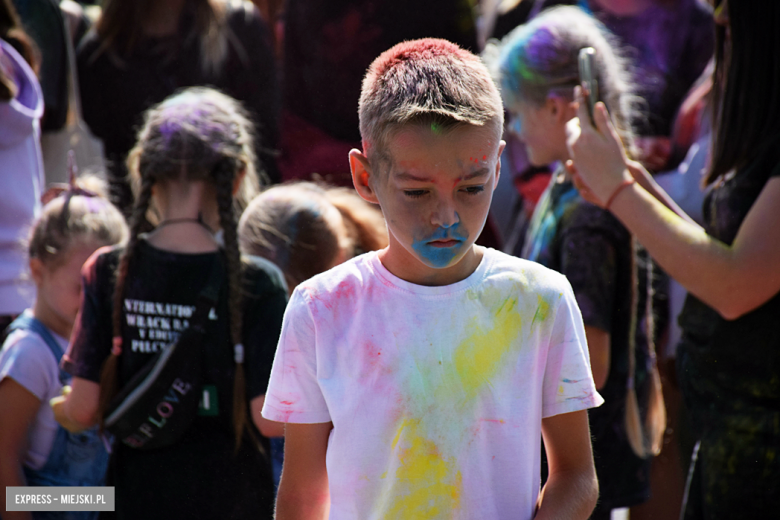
567;100;780;319
626;161;699;226
607;179;780;319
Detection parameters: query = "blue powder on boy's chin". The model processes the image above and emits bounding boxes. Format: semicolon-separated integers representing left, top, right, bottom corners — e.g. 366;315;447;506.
411;223;469;268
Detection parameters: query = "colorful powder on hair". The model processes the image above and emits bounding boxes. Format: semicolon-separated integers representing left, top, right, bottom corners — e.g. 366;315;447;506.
497;25;559;107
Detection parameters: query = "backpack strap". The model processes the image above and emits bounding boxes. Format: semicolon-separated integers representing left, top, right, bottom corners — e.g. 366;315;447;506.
189;255;224;334
8;314;70;384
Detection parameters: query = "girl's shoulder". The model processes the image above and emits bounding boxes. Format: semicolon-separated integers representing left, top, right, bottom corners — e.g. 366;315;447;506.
0;327;62;401
242;254;288;299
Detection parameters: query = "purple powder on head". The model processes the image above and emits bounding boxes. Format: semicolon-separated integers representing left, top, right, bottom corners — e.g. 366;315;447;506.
84;197;107;213
159;119;183;141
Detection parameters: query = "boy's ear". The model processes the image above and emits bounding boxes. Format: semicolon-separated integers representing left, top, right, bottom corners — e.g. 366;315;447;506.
494;140;506;185
349;149;380;204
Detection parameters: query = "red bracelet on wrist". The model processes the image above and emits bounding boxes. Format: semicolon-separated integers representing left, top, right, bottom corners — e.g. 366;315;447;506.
605;178;636;210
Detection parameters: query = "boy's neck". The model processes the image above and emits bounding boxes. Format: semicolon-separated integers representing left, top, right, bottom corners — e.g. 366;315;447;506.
378;243;484;287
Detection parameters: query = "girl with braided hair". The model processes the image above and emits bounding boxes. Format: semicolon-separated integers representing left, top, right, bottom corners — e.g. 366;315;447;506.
51;87;286;520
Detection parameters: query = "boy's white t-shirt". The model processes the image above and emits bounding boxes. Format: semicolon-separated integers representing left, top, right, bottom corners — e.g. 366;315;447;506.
0;313;67;470
263;248;603;520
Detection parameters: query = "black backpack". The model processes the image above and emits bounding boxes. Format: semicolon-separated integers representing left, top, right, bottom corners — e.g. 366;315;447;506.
103;257;222;450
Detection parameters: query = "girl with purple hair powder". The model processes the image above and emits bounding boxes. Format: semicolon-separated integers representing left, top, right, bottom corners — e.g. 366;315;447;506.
49;87;286;520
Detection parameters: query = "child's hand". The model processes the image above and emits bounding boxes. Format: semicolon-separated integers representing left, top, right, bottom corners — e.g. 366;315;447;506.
565;87;633;207
50;386;87;433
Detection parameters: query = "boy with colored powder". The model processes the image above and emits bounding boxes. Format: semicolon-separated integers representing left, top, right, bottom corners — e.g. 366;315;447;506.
262;38;603;520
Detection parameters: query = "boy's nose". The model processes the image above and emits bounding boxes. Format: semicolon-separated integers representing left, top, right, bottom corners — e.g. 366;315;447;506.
431;198;459;228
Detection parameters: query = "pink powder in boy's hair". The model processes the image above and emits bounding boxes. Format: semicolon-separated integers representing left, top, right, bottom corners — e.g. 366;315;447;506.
367;38;474;78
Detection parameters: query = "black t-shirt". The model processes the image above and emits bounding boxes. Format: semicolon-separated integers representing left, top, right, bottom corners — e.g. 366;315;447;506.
524;174;652;508
63;240;287;520
677;138;780;437
77;2;280;210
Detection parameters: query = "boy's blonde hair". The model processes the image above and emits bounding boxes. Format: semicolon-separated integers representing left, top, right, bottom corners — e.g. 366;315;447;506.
358;38;504;167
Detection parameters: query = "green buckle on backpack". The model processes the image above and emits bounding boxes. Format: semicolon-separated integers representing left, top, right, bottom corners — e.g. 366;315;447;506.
198;385;219;416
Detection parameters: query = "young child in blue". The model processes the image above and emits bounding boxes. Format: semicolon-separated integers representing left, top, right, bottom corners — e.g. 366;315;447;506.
0;178;127;519
262;38;603;520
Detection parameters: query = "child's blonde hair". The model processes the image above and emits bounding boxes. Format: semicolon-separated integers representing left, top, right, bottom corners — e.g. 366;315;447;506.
28;176;128;268
239;183;346;289
238;182;388;289
322;186;388;256
359;38;504;168
101;87;257;448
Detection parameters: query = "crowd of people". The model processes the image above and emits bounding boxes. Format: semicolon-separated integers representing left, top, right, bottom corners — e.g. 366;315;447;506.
1;0;777;519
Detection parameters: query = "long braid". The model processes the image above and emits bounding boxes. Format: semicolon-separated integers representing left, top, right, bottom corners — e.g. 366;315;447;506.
642;255;666;456
624;244;666;458
624;238;644;457
214;160;249;450
97;174;155;427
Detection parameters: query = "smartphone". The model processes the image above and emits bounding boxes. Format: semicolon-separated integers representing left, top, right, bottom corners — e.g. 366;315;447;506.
578;47;599;126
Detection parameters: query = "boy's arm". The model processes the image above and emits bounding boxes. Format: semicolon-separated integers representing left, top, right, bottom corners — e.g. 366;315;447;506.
250;395;285;438
275;422;333;520
536;410;598;520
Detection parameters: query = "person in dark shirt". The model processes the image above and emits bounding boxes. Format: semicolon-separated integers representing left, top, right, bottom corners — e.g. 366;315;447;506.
52;87;286;520
567;1;780;517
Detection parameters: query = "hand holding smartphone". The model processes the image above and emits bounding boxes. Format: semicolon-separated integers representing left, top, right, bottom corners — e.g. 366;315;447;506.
578;47;599;126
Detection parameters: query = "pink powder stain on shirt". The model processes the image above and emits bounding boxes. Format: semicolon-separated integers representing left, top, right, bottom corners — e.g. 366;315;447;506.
275;393;303;422
480;418;506;425
277;408;295;422
356;339;396;384
332;280;357;300
320;280;365;316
